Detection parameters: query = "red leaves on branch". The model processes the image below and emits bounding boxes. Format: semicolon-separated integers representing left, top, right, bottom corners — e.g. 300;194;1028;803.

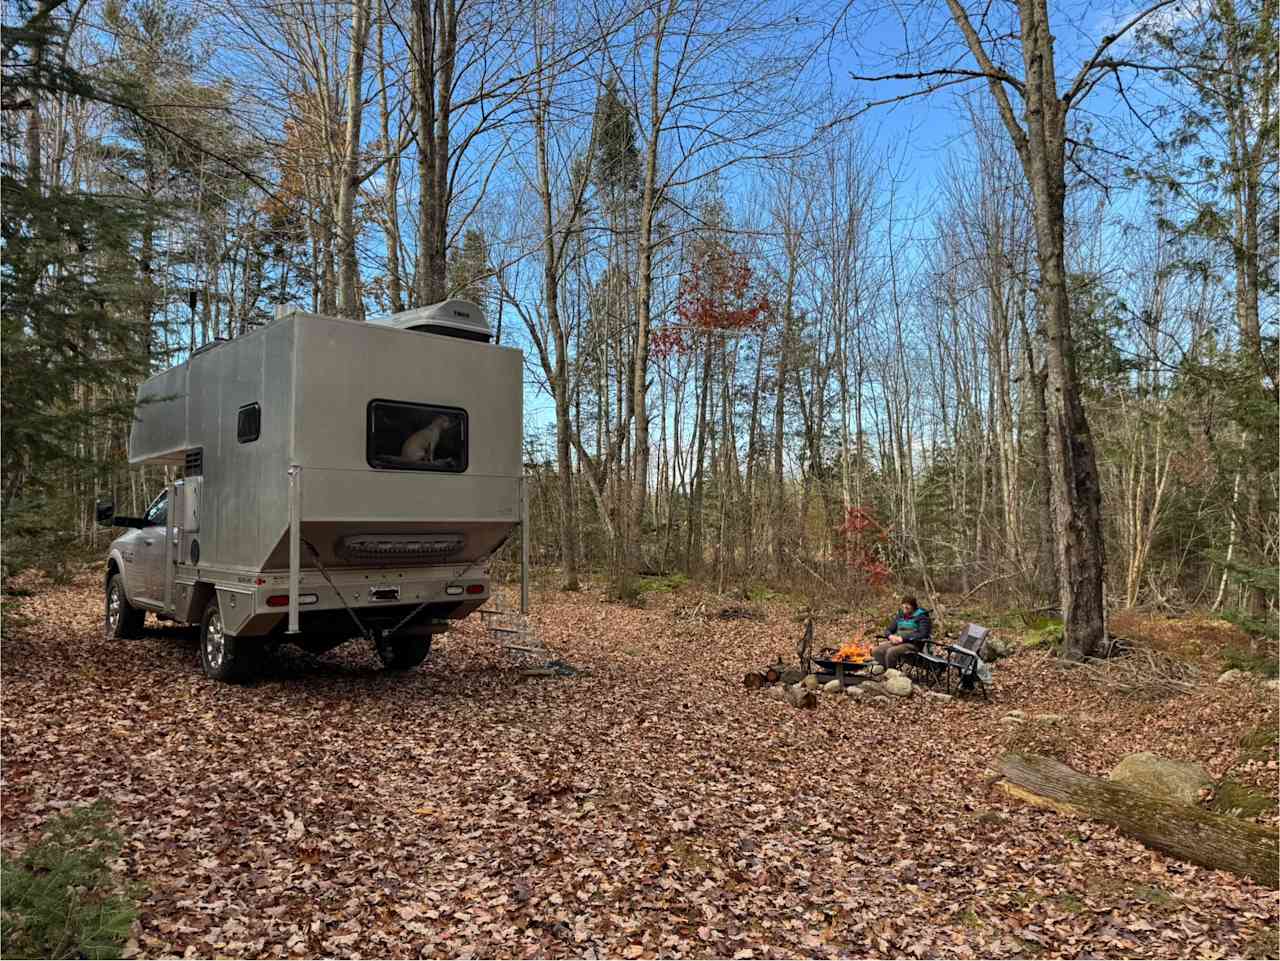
654;242;770;359
837;505;891;587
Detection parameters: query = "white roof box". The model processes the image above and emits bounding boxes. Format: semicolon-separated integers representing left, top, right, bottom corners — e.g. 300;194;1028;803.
368;299;491;342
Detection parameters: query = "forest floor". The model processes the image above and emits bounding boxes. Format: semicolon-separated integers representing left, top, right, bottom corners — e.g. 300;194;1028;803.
2;570;1278;959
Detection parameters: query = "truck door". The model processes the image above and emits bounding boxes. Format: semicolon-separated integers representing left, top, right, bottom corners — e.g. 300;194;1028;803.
135;490;170;606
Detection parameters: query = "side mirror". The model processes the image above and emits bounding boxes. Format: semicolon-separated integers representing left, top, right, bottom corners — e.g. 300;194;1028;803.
95;496;115;527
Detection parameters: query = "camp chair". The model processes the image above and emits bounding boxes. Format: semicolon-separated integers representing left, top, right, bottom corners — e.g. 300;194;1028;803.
902;636;953;691
940;623;992;698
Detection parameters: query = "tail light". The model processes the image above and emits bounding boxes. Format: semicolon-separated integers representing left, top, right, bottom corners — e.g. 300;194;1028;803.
266;593;318;607
465;584;485;595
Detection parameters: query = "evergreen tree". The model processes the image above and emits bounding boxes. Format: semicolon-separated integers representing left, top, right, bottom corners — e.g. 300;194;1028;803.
2;2;152;577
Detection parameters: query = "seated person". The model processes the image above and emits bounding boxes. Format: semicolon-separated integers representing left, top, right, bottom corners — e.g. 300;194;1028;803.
873;595;931;669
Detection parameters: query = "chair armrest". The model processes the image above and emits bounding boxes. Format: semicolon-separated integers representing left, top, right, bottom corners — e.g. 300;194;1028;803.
941;644;981;668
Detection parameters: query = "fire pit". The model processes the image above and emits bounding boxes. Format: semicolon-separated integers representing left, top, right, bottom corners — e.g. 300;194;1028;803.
813;638;876;683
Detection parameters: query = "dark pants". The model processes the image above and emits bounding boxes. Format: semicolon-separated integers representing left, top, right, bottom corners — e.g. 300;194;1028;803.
873;640;919;669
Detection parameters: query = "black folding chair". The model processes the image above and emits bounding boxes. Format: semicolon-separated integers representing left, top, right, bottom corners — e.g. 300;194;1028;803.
903;635;953;691
940;624;992;698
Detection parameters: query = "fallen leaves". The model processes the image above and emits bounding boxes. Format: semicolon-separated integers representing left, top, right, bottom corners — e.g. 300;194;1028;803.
2;571;1278;958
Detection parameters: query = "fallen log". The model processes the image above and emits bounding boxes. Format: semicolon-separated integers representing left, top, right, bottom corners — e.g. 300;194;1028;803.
997;752;1279;889
742;672;766;690
764;667;781;684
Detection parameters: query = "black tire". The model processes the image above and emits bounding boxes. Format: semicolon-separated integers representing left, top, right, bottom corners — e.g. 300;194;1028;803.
199;598;252;682
375;634;431;671
105;573;145;640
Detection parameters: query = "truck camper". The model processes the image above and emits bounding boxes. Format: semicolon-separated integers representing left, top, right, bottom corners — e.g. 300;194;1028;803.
97;300;525;681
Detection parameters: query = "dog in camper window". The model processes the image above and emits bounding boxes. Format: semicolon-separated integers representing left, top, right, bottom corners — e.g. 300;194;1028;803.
370;403;463;469
401;414;451;463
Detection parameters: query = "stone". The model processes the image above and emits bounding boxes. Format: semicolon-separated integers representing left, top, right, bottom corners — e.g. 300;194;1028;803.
780;669;805;686
845;684;864;697
884;675;913;697
1107;752;1212;806
1005;709;1026;720
823;679;844;694
857;680;885;695
984;635;1014;661
1034;713;1066;725
869;663;886;676
1218;669;1244;684
925;691;952;702
767;685;788;701
883;668;903;680
870;695;893;705
803;674;820;690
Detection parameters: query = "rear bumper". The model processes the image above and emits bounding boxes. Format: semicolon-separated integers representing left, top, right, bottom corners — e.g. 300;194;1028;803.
180;566;489;636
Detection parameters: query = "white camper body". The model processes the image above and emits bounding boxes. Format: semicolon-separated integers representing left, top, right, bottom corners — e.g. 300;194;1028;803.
100;302;523;680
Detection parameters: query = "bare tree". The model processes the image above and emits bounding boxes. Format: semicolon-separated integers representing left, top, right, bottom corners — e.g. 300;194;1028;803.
848;0;1181;657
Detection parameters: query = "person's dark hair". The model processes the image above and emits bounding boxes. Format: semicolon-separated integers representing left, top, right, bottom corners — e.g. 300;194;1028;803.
901;595;918;610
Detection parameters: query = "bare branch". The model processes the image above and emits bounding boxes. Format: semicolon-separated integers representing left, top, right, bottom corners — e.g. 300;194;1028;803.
1065;0;1181;105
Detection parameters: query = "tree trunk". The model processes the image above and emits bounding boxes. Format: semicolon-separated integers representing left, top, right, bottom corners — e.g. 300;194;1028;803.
532;75;582;591
997;752;1278;889
411;0;454;307
336;0;372;318
772;241;797;572
376;4;404;314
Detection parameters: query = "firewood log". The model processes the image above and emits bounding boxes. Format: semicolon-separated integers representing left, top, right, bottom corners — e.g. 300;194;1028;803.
784;685;818;710
997;752;1278;889
764;667;781;684
742;672;766;689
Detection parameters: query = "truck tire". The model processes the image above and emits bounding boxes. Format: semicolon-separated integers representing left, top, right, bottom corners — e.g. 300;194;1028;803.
199;598;251;682
106;573;145;640
376;634;431;671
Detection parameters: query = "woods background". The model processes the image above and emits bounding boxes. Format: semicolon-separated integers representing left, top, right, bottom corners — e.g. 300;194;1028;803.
3;0;1276;637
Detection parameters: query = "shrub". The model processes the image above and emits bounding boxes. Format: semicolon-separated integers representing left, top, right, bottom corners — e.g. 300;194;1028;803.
1221;645;1280;679
0;801;139;960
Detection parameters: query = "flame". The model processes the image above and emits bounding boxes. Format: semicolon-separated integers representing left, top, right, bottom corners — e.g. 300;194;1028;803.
833;638;873;663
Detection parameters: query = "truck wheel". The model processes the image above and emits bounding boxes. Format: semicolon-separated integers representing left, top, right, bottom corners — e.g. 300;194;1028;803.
200;599;251;682
376;634;431;671
106;573;145;640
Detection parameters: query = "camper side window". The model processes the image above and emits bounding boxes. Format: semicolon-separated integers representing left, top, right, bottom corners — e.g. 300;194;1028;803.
367;400;467;472
237;403;260;443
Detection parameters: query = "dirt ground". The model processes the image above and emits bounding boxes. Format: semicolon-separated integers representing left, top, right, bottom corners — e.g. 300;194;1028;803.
3;573;1278;959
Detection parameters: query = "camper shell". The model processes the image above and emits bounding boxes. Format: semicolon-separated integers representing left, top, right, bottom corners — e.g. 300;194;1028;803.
100;301;524;679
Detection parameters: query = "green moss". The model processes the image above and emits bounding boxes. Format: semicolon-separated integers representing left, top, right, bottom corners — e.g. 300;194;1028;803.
1132;885;1172;907
958;909;983;929
634;573;690;595
1239;725;1279;755
1211;778;1277;819
1052;893;1085;913
1022;620;1064;650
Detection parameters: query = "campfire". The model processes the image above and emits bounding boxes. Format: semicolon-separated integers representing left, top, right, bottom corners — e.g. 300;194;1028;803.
832;638;873;663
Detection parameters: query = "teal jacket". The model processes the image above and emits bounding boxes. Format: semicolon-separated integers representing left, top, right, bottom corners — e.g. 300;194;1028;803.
886;608;931;643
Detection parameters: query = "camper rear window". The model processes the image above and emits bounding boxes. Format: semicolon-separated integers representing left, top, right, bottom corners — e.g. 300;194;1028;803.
367;401;467;472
